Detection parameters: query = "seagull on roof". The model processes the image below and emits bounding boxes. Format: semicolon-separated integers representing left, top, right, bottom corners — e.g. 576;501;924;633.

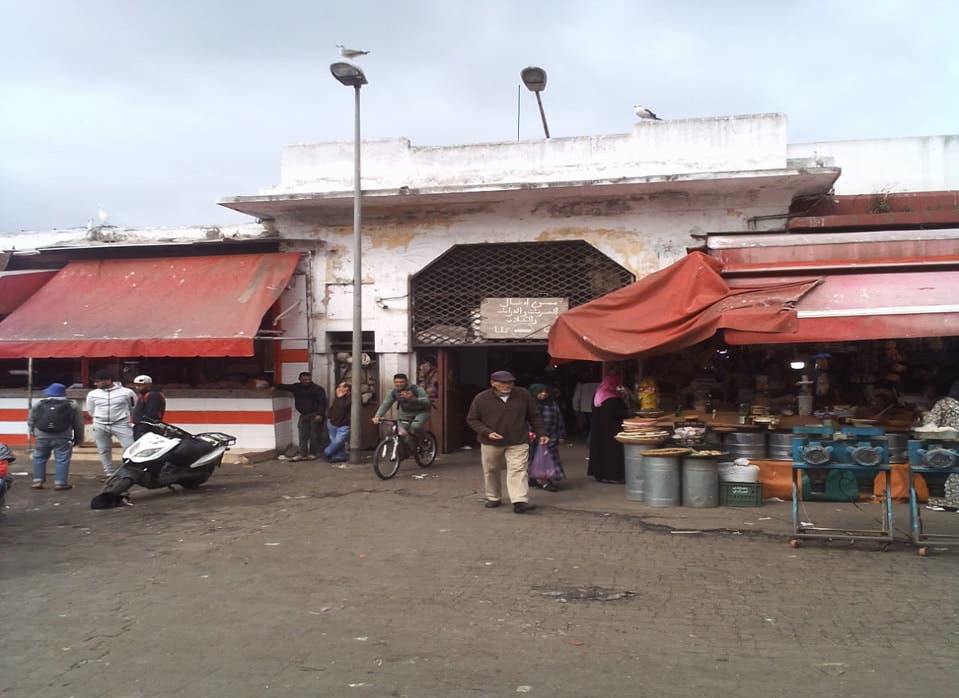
337;45;370;59
634;105;662;121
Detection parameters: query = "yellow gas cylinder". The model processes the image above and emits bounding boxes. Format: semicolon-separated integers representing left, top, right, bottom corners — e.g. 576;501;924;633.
638;377;659;411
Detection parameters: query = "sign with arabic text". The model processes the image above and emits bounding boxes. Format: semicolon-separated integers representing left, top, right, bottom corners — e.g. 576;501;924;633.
479;297;569;340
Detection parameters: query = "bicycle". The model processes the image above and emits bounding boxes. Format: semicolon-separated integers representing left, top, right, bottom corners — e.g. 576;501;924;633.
372;419;437;480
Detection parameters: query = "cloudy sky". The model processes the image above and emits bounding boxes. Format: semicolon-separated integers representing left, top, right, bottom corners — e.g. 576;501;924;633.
1;0;956;232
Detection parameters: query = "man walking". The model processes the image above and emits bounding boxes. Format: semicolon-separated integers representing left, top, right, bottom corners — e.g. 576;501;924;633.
28;383;85;490
85;370;136;477
466;370;547;514
132;375;166;425
323;381;352;463
276;372;328;461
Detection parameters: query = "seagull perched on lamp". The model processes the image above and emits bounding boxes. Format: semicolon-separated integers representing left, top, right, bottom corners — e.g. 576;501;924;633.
336;45;370;59
634;105;662;121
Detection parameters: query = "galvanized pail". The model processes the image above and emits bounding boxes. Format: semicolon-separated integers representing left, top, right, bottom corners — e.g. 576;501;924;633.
642;452;682;507
724;431;768;460
681;456;719;508
624;444;645;502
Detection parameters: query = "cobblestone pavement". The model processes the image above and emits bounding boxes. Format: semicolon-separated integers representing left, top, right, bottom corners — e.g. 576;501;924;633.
2;446;958;698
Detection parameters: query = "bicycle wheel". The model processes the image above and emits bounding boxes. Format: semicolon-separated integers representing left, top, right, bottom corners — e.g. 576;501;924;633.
372;436;402;480
414;432;437;467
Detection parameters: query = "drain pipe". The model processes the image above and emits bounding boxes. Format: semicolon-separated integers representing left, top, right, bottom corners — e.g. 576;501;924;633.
304;250;315;377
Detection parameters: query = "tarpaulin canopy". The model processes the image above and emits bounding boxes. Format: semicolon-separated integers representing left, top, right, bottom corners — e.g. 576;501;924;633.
0;253;300;358
547;252;821;362
724;268;959;344
0;270;57;316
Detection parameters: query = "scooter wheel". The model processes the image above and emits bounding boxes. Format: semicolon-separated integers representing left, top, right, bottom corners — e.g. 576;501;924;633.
179;476;209;490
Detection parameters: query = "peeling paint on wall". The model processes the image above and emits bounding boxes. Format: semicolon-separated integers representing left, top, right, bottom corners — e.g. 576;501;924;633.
531;198;632;217
534;227;667;276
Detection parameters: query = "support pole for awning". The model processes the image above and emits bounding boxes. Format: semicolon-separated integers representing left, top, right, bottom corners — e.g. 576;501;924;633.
26;357;34;455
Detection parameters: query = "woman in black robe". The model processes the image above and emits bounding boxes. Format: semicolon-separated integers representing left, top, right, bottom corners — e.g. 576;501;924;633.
587;374;628;483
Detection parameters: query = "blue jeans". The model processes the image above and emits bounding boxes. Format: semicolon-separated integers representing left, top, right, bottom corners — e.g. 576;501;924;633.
324;423;350;462
32;436;74;485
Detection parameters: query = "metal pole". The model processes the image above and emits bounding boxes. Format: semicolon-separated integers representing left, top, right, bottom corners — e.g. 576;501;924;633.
534;91;550;139
516;84;521;141
349;83;363;464
26;357;34;455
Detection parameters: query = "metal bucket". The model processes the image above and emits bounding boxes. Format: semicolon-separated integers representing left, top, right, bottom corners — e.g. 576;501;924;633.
702;430;724;450
724;432;768;460
681;457;719;508
768;432;795;461
624;444;645;502
884;433;908;463
644;454;681;507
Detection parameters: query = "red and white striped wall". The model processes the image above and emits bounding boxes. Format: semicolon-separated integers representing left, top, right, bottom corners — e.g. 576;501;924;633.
0;395;293;450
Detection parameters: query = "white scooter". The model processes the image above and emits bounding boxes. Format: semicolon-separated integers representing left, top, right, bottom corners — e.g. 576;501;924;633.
91;421;236;509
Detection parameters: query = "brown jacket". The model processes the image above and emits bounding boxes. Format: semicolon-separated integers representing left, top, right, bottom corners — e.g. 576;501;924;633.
466;387;545;446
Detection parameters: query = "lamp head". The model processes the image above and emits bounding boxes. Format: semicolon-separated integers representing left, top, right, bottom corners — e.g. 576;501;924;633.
330;61;368;87
520;66;547;92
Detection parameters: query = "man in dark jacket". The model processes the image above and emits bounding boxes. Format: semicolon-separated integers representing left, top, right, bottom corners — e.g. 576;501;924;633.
276;372;328;461
132;375;166;425
466;370;547;514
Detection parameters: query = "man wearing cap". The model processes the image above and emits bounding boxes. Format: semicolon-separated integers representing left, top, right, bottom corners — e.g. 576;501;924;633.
85;370;136;477
132;375;166;425
28;383;85;490
467;370;548;514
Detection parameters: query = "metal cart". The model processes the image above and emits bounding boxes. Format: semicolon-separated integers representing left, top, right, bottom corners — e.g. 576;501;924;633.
790;426;894;549
907;438;959;556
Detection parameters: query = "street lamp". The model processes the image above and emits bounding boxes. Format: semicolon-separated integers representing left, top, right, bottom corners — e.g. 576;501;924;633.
330;60;367;464
520;66;550;139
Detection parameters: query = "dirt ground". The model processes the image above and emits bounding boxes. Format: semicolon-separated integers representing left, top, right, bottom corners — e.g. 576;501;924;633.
2;444;958;697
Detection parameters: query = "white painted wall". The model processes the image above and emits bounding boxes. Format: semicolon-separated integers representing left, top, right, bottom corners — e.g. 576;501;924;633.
788;135;959;195
268;113;789;195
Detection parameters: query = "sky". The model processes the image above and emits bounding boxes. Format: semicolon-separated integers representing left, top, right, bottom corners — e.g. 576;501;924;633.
1;0;957;232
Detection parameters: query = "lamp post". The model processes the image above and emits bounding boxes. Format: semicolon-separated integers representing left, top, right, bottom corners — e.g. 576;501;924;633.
330;60;368;464
520;66;550;139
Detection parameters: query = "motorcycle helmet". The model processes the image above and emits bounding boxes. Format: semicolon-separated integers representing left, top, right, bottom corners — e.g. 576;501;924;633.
133;374;153;384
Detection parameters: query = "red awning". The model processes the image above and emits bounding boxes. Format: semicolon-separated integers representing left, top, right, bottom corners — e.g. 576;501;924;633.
0;270;57;315
547;252;821;362
724;269;959;344
0;253;300;358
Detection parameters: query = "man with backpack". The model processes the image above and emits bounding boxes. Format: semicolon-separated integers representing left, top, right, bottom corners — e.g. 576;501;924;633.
85;369;136;477
28;382;85;490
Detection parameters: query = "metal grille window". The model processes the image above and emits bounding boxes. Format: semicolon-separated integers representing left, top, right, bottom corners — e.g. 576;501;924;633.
411;240;633;346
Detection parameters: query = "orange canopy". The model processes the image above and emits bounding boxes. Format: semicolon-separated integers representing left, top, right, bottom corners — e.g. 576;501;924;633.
0;253;300;358
547;252;820;362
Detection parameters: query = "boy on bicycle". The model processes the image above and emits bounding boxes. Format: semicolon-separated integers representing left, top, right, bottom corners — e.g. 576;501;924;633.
372;373;431;443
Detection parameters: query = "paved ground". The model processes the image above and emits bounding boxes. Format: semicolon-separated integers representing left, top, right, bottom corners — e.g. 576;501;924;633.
2;443;958;697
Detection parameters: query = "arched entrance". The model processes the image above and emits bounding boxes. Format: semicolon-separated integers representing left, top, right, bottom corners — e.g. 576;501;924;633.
411;240;634;452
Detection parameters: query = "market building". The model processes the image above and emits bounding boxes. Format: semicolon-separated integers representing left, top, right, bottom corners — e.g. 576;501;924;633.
1;115;957;457
217;114;958;451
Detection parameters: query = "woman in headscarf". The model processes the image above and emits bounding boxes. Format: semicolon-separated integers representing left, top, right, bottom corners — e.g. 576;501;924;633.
587;373;628;483
528;383;567;491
